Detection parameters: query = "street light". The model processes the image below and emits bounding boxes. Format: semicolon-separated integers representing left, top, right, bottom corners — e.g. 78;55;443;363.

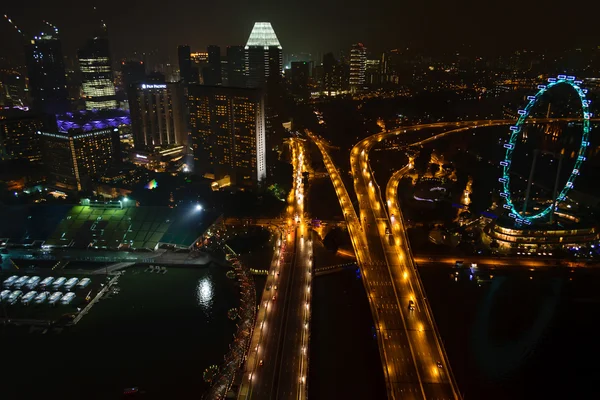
196;204;203;211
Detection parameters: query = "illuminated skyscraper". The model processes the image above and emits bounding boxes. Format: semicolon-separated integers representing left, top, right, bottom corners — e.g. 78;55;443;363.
0;109;43;163
188;85;265;186
25;30;70;115
244;22;283;88
129;82;186;149
78;34;118;110
349;43;367;92
40;128;118;191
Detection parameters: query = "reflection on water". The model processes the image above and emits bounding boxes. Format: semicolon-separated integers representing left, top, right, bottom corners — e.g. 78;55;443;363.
422;265;600;400
196;276;214;316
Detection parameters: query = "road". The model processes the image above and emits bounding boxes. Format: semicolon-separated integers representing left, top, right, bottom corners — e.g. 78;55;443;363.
310;131;426;399
340;116;600;399
238;138;310;400
352;137;460;399
273;139;311;400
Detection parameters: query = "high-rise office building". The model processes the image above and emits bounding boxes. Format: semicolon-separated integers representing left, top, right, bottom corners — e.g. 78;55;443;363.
203;45;222;86
323;52;341;95
25;30;70;115
78;34;118;110
349;43;367;92
129;82;186;149
244;22;283;88
188;85;265;186
284;53;313;69
121;61;146;90
291;61;310;100
0;70;27;107
226;45;246;87
0;109;43;163
190;52;207;84
178;45;193;84
40;127;118;191
365;58;381;86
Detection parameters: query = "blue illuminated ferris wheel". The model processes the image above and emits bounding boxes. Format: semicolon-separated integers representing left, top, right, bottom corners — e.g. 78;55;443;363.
499;75;592;225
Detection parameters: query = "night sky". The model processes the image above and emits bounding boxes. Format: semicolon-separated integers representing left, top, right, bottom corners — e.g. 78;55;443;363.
2;0;600;63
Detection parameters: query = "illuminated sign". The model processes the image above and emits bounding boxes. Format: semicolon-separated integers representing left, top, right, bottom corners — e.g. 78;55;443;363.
141;84;166;89
136;154;148;159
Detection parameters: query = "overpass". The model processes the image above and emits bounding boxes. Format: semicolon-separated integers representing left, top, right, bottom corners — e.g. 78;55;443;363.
336;116;600;398
310;131;431;399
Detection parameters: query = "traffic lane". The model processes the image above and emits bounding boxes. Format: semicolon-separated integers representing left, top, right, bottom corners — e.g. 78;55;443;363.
359;167;456;397
276;233;310;400
317;135;424;395
384;175;458;394
244;234;284;397
383;236;453;385
251;232;296;399
360;210;426;388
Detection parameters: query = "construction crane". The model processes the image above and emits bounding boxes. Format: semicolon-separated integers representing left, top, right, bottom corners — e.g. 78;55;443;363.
3;14;26;37
42;20;59;34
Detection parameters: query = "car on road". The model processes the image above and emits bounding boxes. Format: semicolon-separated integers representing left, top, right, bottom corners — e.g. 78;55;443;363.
272;295;276;301
437;361;443;369
266;285;271;291
274;285;278;290
408;300;415;311
259;360;264;366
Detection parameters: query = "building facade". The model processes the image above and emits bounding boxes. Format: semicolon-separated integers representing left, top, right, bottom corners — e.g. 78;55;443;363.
291;61;310;100
204;45;222;86
322;52;342;95
244;22;283;88
188;85;265;186
25;31;70;115
40;128;117;191
226;45;245;87
177;45;193;85
78;35;118;110
0;109;43;163
121;61;146;90
129;82;186;149
349;43;367;92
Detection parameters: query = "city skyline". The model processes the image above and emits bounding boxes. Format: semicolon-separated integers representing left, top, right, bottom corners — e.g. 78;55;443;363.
3;1;600;65
2;3;600;399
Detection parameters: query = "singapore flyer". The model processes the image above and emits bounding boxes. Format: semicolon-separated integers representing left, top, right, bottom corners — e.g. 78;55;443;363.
499;75;592;224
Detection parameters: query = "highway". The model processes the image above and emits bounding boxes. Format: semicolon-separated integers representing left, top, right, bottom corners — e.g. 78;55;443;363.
237;223;291;399
310;131;429;399
273;139;311;400
239;117;593;400
341;116;600;399
352;137;460;399
238;138;310;400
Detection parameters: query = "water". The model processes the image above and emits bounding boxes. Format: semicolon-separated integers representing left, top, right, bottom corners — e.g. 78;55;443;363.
0;264;239;400
309;268;386;399
420;265;600;400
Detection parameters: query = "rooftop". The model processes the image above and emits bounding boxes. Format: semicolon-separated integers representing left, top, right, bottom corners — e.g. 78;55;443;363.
245;22;282;49
55;109;130;133
0;204;218;250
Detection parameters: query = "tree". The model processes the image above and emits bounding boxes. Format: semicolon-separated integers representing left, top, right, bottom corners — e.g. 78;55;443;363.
414;148;433;175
